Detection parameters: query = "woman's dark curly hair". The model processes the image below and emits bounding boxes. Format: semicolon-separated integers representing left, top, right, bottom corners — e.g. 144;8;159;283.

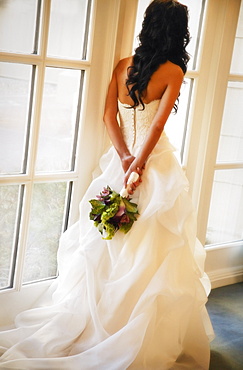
126;0;190;111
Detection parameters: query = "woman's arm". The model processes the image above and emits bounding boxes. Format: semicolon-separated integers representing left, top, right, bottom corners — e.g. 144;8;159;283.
103;68;135;173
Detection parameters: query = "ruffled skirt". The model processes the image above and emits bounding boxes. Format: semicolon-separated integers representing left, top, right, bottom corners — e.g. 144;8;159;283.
0;134;214;369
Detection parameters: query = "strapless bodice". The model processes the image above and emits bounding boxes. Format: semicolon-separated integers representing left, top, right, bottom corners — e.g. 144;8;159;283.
118;99;162;151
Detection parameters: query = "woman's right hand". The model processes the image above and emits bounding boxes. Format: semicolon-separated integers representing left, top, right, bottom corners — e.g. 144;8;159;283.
121;155;141;195
124;165;144;196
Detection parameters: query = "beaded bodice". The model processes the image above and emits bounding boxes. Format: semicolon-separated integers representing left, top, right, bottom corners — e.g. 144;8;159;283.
118;99;161;151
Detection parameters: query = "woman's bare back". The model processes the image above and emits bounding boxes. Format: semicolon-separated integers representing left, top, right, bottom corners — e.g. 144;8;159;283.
115;56;184;106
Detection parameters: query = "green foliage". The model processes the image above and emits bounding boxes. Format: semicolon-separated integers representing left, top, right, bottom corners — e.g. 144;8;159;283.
122;197;138;213
89;186;139;240
89;199;106;216
101;202;119;223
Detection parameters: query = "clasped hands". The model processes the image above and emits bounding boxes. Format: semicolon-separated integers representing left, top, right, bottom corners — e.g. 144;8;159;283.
122;155;144;196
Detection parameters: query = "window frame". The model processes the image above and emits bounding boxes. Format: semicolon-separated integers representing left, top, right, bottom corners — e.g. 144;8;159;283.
184;0;243;287
0;0;125;308
0;0;96;291
185;0;243;242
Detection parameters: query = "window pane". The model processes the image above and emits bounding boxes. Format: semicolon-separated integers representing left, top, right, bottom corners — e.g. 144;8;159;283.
0;185;19;289
217;82;243;163
180;0;205;70
23;182;67;283
0;0;39;54
134;0;205;70
47;0;91;59
35;68;83;173
0;62;32;174
165;78;193;163
230;1;243;74
206;169;243;245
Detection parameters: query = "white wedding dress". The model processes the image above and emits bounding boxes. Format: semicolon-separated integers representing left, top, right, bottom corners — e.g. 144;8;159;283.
0;100;214;369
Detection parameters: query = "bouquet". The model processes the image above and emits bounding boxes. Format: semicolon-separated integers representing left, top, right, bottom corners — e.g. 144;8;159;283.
89;172;139;240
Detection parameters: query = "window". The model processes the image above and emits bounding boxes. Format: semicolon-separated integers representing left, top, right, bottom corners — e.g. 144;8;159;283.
0;0;93;290
206;2;243;246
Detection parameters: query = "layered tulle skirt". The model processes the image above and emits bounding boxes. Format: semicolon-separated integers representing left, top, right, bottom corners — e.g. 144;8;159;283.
0;133;214;369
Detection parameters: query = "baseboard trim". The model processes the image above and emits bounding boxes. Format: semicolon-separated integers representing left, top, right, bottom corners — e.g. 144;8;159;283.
208;267;243;289
205;242;243;289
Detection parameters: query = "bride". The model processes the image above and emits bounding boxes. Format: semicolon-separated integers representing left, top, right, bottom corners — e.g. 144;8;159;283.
0;0;214;369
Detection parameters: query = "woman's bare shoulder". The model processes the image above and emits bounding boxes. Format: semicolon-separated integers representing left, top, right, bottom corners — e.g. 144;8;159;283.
157;61;184;80
148;60;183;87
114;56;133;74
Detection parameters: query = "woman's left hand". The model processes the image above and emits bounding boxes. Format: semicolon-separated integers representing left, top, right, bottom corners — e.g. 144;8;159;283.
121;155;135;173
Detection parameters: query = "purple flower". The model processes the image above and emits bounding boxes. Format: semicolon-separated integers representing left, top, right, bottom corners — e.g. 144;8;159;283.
120;214;130;224
115;204;126;217
96;187;111;202
101;187;110;197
